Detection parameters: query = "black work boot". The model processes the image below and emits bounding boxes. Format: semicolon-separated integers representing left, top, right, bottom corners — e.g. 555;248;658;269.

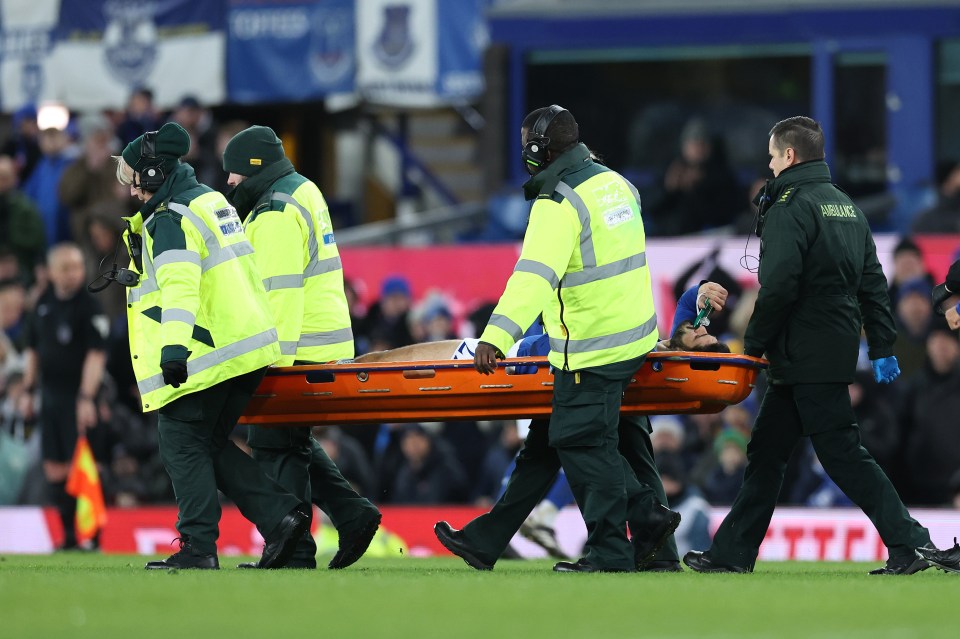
145;537;219;570
255;504;312;569
916;538;960;574
329;511;382;570
683;551;751;574
434;521;494;571
631;504;681;570
868;556;930;575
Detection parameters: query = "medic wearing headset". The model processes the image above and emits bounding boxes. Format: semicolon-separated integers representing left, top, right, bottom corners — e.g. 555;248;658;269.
437;105;678;574
108;122;309;571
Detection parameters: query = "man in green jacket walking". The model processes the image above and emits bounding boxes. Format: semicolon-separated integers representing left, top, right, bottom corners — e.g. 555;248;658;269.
442;105;674;573
223;126;381;570
684;116;955;575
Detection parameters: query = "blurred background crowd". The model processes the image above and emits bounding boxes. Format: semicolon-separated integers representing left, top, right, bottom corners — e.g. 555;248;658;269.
0;90;958;518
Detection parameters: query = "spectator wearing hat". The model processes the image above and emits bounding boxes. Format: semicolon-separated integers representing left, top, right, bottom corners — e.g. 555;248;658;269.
361;275;415;352
223;124;381;570
897;316;960;505
412;294;456;343
112;122;310;570
701;429;748;505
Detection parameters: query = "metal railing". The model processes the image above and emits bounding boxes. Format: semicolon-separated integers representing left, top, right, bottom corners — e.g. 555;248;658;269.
336;201;487;246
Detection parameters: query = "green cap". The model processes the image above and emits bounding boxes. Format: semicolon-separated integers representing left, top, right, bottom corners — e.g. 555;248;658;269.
121;122;191;173
222;125;286;177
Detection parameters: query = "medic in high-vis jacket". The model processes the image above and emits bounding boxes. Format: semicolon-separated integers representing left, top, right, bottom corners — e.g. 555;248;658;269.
221;126;381;571
112;122;308;571
466;106;670;574
222;126;352;366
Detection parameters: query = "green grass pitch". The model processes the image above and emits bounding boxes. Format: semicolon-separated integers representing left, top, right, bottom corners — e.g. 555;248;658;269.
1;555;956;639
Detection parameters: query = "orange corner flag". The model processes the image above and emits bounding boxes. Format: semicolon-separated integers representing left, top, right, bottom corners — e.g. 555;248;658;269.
65;436;107;543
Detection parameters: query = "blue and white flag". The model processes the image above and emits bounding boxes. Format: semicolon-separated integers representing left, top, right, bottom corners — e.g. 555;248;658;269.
0;0;59;111
357;0;486;107
0;0;225;111
227;0;355;104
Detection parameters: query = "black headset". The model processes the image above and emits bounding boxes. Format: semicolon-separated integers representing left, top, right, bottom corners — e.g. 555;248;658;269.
522;104;567;175
754;179;773;237
135;130;166;192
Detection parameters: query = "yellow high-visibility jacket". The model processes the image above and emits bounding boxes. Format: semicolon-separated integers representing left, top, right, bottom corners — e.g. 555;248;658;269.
124;186;280;411
243;173;353;365
480;144;658;370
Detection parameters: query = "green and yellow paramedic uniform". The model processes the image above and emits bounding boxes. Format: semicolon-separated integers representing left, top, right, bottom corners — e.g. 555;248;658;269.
473;143;661;571
227;138;378;567
124;162;298;555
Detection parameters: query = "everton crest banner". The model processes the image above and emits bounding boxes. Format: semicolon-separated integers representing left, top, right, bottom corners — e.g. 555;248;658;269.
357;0;486;107
227;0;355;104
0;0;225;111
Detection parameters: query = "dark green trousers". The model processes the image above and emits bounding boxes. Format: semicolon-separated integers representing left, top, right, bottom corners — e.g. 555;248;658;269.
464;355;659;570
549;356;652;570
620;416;681;562
249;426;378;565
710;383;931;569
462;415;677;567
157;368;299;555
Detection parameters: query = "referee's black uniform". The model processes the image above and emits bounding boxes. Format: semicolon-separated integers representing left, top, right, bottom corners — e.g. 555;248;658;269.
23;287;108;547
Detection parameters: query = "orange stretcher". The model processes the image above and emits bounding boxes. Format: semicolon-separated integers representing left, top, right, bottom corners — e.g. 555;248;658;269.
240;352;767;427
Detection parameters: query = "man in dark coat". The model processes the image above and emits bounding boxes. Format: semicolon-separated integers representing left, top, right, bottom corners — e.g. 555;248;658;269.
684;116;950;576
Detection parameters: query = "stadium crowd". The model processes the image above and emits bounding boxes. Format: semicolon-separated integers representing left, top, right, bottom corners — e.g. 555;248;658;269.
1;95;960;553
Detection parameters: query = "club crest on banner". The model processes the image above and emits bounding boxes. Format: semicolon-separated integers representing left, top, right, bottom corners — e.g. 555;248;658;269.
308;6;353;85
372;4;415;69
102;0;158;85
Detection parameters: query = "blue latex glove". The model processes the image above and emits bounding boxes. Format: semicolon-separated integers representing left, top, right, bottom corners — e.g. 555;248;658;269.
871;356;900;384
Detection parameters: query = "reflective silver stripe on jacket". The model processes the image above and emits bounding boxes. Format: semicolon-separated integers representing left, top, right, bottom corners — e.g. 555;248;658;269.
168;202;255;272
548;313;658;354
127;241;159;303
272;192;343;280
153;249;201;271
563;252;647;287
161;308;196;327
298;327;354;349
554;179;646;289
263;274;305;292
488;313;525;344
279;341;299;356
554;182;595;267
137;328;279;395
514;259;560;290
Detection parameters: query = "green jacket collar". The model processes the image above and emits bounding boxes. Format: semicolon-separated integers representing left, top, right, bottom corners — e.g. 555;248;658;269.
227;158;295;219
123;211;144;235
768;160;832;200
139;163;202;219
523;143;593;201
